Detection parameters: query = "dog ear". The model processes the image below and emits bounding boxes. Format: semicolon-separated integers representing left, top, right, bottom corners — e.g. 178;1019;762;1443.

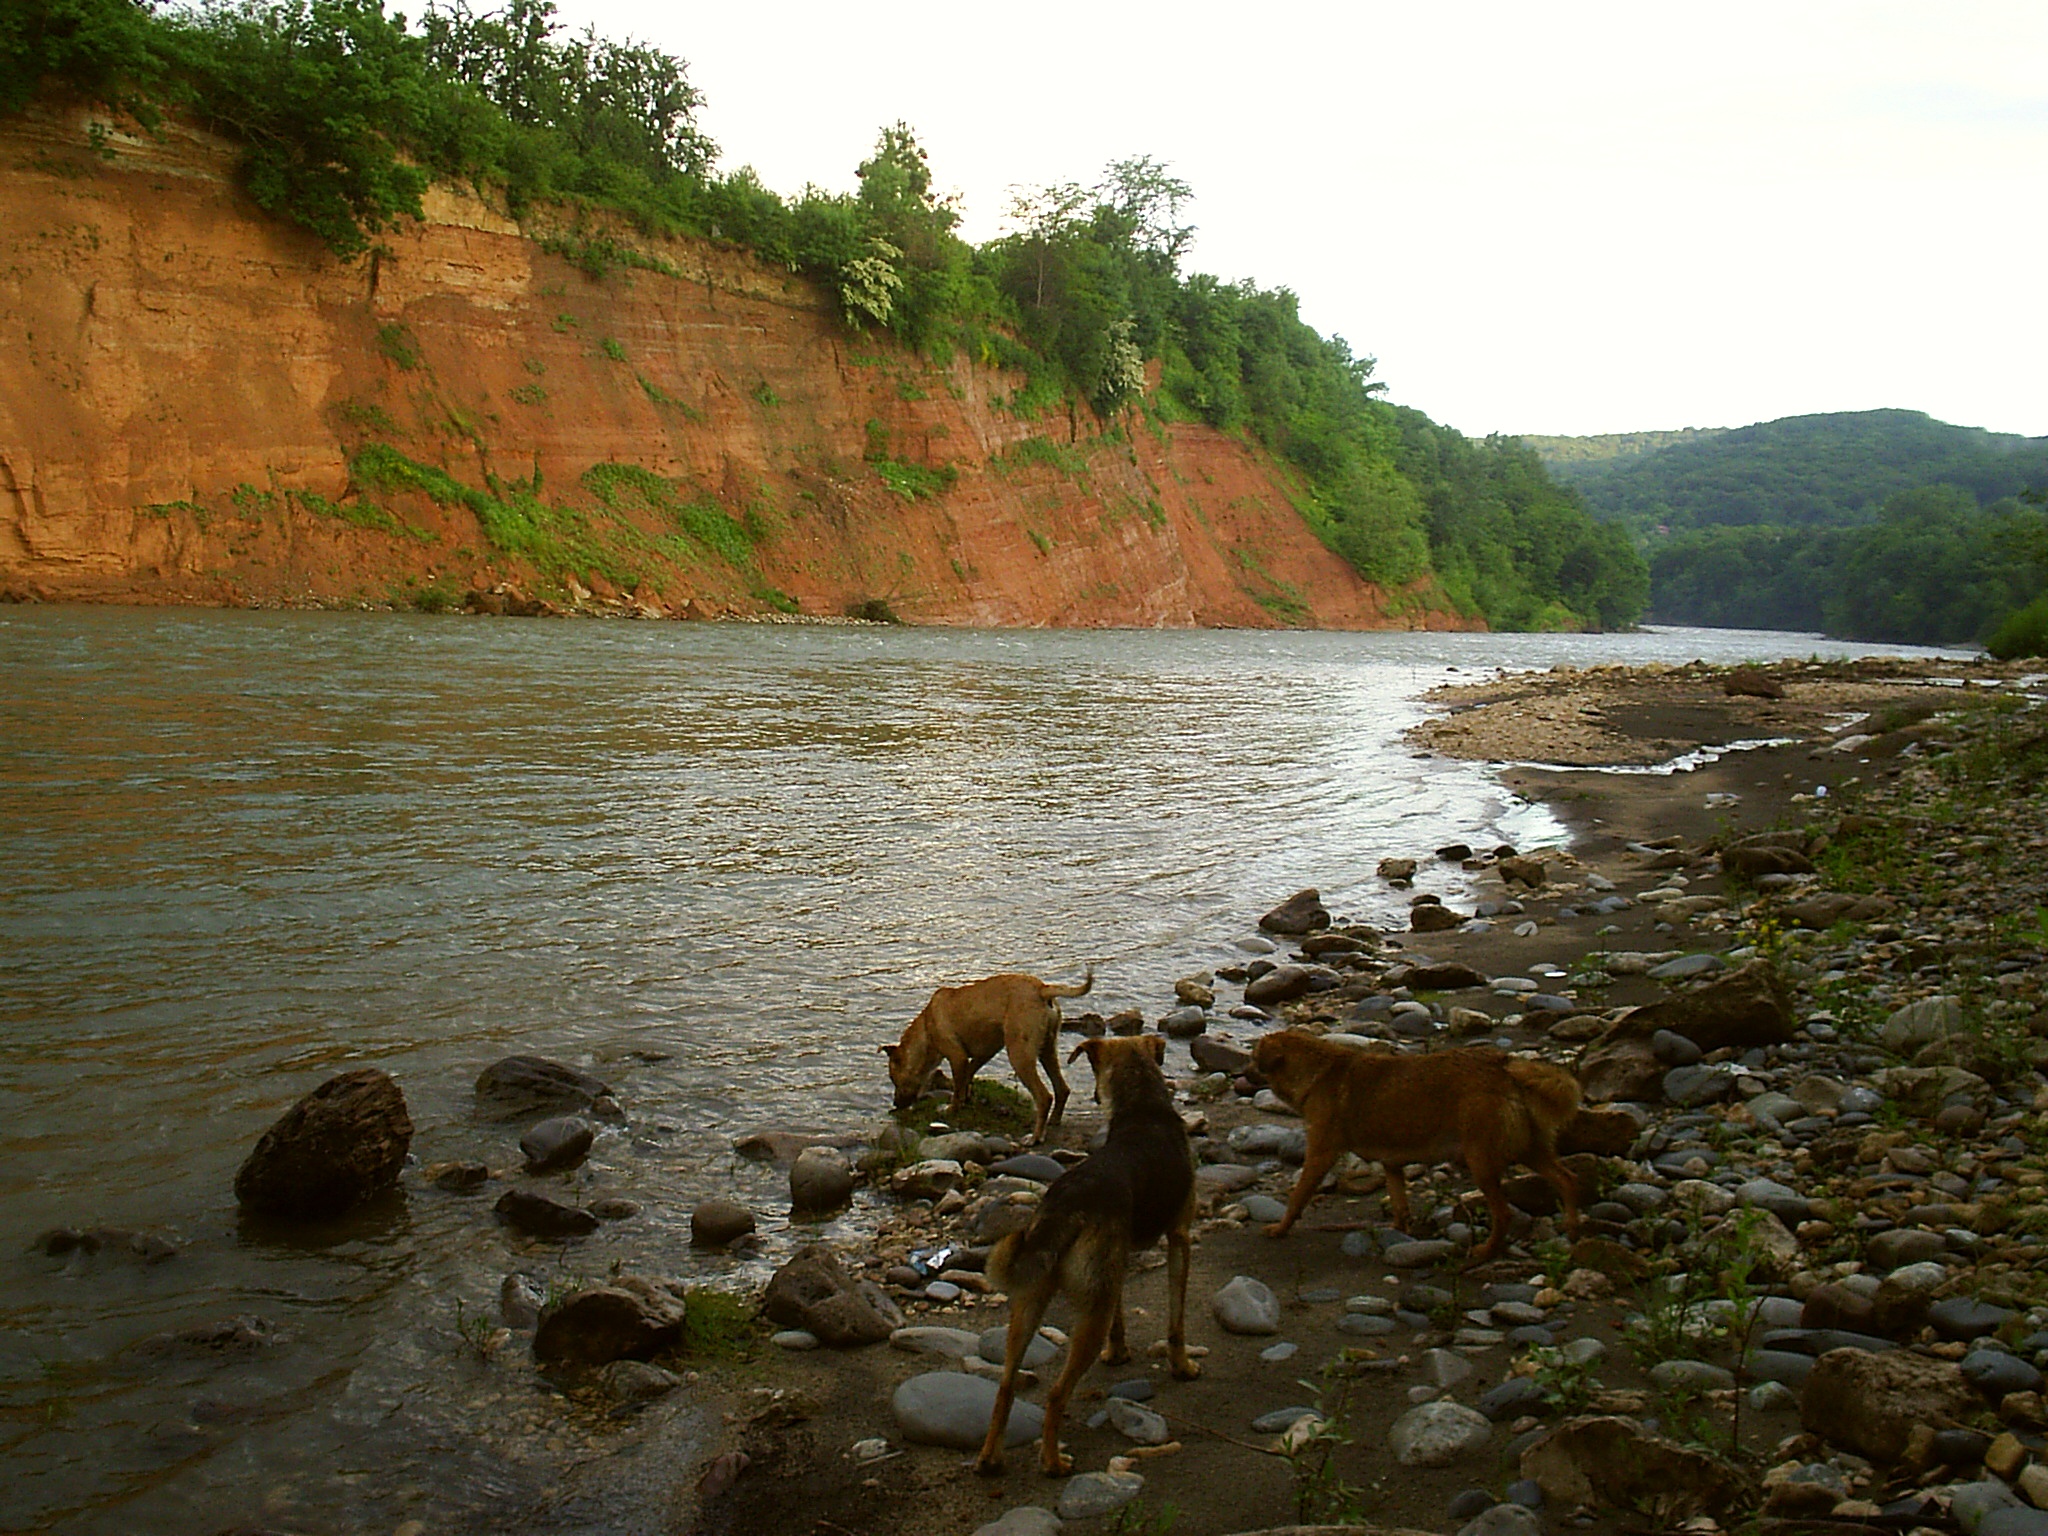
879;1044;897;1059
1067;1037;1103;1068
1141;1034;1166;1065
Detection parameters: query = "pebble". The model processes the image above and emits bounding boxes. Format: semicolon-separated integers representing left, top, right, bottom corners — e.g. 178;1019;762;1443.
1105;1398;1171;1445
1390;1400;1492;1466
1212;1275;1281;1334
770;1330;820;1350
1057;1471;1143;1522
1260;1341;1299;1362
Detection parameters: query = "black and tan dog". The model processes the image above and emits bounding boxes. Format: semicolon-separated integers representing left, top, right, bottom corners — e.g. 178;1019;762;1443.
881;970;1092;1144
973;1034;1199;1477
1252;1031;1582;1267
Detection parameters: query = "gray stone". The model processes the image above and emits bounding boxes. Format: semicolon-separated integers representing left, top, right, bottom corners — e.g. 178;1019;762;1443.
1259;889;1331;935
1252;1405;1321;1433
978;1325;1059;1370
600;1359;680;1401
789;1146;855;1215
971;1508;1063;1536
1213;1275;1281;1335
1260;1341;1298;1362
1386;1239;1460;1268
1931;1297;2016;1342
1651;1030;1704;1066
1650;954;1726;981
520;1115;595;1173
770;1330;819;1350
1242;1194;1287;1224
475;1055;621;1122
987;1153;1065;1183
690;1197;757;1248
891;1371;1044;1450
1390;1399;1492;1466
1422;1348;1476;1389
1963;1348;2044;1398
1057;1471;1144;1520
1664;1065;1736;1106
890;1325;983;1360
1245;965;1314;1005
1749;1379;1798;1411
1738;1178;1812;1223
1951;1480;2026;1536
1980;1510;2048;1536
1478;1377;1545;1421
1161;1006;1209;1038
1105;1397;1171;1445
1196;1162;1260;1194
1880;995;1965;1054
1457;1506;1544;1536
1867;1227;1949;1271
761;1245;904;1347
1651;1359;1736;1392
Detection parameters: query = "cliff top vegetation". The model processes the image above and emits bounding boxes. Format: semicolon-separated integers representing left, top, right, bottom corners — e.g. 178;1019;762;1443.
4;0;1647;631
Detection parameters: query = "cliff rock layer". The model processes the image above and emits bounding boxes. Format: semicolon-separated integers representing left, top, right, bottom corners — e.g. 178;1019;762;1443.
0;101;1457;628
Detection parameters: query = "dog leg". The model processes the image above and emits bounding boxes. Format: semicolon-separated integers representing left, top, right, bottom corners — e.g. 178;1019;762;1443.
1528;1141;1582;1242
1265;1137;1339;1238
1383;1164;1415;1234
1101;1268;1131;1366
944;1041;978;1117
1039;1295;1115;1477
1041;1031;1070;1129
1007;1036;1055;1145
1165;1222;1201;1380
974;1286;1056;1476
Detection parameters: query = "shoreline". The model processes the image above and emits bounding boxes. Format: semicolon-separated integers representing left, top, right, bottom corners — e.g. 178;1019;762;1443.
598;654;2048;1536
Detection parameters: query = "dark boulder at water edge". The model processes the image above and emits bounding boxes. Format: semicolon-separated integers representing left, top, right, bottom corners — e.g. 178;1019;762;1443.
234;1068;412;1220
475;1055;623;1122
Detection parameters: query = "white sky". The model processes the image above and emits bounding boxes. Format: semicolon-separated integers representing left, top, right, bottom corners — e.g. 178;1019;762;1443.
546;0;2048;440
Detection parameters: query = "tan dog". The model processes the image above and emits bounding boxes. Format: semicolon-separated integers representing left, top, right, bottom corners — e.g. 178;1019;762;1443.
1251;1032;1582;1266
974;1034;1199;1477
880;970;1092;1144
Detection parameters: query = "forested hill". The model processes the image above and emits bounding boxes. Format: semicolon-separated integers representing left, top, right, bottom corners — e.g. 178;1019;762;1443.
1;0;1646;631
1532;409;2048;534
1521;411;2048;655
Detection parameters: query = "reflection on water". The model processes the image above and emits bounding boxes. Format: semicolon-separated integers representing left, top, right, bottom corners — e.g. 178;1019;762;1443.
0;610;1963;1532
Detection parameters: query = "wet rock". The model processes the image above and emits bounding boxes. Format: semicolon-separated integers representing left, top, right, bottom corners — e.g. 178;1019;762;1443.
590;1197;639;1221
1737;1178;1811;1223
528;1277;688;1368
760;1245;903;1347
1161;1006;1208;1039
137;1314;287;1357
1520;1415;1746;1520
495;1189;600;1239
425;1161;490;1193
690;1198;757;1248
1412;903;1468;934
1213;1275;1281;1334
1379;857;1418;881
731;1128;863;1164
1800;1346;1974;1462
1189;1037;1253;1076
1175;977;1216;1008
1107;1009;1145;1035
789;1146;855;1216
918;1132;998;1164
500;1273;545;1329
891;1370;1042;1450
1259;889;1331;935
1391;1401;1492;1467
234;1067;412;1221
1498;857;1547;889
1244;966;1314;1005
600;1359;680;1402
475;1056;621;1122
520;1116;594;1174
890;1159;965;1201
1664;1064;1737;1107
32;1226;180;1264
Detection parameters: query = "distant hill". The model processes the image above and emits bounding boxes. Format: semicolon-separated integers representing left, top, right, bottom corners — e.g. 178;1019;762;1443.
1525;409;2048;533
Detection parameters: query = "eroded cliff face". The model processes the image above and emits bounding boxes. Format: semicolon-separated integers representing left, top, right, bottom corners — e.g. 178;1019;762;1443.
0;100;1461;629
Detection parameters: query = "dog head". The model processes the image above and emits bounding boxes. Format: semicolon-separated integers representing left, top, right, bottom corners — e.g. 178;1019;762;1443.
880;1016;938;1109
1249;1029;1316;1102
1066;1033;1167;1112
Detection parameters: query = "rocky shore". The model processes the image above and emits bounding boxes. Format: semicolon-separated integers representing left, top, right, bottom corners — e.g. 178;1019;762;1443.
49;654;2048;1536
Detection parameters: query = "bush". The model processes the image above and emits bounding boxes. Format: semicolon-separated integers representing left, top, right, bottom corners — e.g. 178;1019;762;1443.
1988;593;2048;659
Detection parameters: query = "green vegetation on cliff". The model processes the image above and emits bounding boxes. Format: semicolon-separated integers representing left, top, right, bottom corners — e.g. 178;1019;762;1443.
6;0;1647;630
1525;411;2048;650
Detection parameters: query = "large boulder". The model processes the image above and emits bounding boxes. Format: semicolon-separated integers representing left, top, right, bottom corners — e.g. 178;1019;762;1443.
533;1276;688;1367
760;1245;903;1347
1520;1416;1747;1522
1259;889;1331;935
1800;1346;1976;1463
474;1056;622;1121
234;1068;412;1221
892;1370;1043;1450
1601;961;1796;1052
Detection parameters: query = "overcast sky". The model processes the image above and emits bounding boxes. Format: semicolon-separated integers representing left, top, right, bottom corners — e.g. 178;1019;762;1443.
547;0;2048;440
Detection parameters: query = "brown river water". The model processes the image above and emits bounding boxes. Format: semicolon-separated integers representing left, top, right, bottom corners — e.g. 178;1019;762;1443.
0;609;1962;1534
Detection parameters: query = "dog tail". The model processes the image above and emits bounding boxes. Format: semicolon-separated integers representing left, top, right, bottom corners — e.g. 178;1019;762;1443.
985;1204;1082;1297
1040;968;1094;1001
1506;1056;1582;1133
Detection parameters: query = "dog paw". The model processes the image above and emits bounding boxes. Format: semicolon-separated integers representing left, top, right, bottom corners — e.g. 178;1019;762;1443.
1040;1450;1073;1478
972;1454;1004;1478
1170;1356;1203;1381
1261;1221;1290;1239
1100;1344;1133;1366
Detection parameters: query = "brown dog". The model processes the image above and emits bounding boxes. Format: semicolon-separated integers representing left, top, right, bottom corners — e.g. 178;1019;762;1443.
974;1034;1200;1477
880;971;1092;1144
1251;1032;1582;1266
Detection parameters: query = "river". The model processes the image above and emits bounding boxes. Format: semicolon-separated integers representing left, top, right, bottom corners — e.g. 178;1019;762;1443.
0;609;1970;1533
